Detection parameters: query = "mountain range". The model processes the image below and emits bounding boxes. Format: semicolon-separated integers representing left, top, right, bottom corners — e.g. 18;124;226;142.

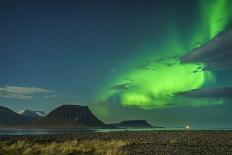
0;105;154;129
0;106;36;127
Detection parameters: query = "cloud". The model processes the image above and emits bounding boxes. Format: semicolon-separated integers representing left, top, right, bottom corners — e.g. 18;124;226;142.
110;83;131;90
135;56;179;71
0;85;52;100
178;87;232;98
181;28;232;70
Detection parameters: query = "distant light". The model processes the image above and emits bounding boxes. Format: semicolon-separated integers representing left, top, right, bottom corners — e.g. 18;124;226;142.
186;125;190;129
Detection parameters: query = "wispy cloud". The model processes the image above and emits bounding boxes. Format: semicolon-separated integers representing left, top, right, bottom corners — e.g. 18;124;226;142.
0;85;52;100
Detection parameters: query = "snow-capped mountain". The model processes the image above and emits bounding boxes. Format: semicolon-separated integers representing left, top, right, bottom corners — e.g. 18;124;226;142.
0;106;35;127
18;109;46;118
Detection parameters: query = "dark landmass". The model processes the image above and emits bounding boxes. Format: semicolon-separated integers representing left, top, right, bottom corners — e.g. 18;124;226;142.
0;131;232;154
0;105;158;129
29;105;107;128
0;106;36;127
108;120;154;128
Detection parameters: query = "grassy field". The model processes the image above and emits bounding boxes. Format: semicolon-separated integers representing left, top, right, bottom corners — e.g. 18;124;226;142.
0;140;128;155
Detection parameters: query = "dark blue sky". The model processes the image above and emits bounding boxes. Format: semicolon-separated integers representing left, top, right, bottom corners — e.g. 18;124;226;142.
1;0;189;104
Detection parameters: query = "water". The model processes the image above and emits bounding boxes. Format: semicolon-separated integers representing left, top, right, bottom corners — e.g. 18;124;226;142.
0;128;231;135
0;128;179;135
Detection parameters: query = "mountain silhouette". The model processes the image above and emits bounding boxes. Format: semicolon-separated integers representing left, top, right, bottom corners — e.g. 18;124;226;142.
31;105;106;128
0;106;35;127
109;120;153;128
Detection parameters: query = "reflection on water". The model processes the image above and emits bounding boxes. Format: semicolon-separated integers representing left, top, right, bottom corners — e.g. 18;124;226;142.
0;128;231;135
0;128;175;135
0;128;93;135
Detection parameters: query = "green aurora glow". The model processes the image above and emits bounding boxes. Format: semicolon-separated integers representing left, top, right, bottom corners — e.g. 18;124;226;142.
96;0;232;109
200;0;232;39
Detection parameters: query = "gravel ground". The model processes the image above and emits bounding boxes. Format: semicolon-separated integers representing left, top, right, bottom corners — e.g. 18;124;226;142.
0;130;232;154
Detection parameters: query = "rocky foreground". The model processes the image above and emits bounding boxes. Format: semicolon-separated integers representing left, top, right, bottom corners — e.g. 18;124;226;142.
0;130;232;154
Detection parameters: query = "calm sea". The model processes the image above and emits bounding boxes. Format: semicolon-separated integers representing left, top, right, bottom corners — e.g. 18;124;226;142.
0;128;231;135
0;128;164;135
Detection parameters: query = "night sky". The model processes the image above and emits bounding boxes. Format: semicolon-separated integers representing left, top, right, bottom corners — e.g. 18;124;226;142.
1;0;232;128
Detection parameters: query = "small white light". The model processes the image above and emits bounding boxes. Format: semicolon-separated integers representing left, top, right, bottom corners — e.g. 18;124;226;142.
186;125;190;129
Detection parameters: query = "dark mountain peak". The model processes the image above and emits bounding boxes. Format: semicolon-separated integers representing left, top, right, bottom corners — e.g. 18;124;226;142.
59;104;87;108
0;106;35;127
120;120;149;124
47;105;92;119
0;106;14;112
109;120;153;128
32;105;106;128
51;104;90;114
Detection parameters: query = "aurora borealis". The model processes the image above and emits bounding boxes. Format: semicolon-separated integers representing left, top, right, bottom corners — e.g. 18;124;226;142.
1;0;232;128
199;0;232;39
97;0;232;109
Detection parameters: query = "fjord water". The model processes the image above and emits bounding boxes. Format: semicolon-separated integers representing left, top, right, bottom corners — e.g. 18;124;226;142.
0;128;231;135
0;128;176;135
